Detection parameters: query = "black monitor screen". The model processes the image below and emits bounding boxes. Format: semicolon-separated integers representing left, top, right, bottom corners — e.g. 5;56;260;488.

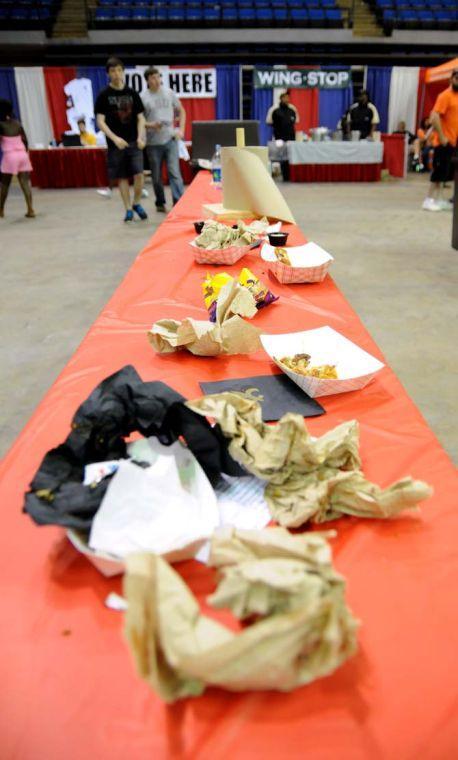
191;120;260;161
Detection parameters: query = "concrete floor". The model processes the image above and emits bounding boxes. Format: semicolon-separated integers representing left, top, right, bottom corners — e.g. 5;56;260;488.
0;174;457;463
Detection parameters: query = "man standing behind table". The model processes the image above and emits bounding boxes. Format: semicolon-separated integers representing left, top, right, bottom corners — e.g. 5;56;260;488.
266;91;299;181
95;57;148;223
422;68;458;212
141;67;186;213
345;90;380;139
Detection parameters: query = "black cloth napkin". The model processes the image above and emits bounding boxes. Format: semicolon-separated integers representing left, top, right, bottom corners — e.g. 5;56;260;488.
199;374;325;422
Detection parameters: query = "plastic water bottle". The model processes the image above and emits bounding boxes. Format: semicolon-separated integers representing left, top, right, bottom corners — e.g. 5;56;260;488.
211;144;222;186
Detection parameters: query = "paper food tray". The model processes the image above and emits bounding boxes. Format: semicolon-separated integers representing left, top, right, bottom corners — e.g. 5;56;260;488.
261;242;333;284
261;326;384;397
190;238;260;266
67;529;207;577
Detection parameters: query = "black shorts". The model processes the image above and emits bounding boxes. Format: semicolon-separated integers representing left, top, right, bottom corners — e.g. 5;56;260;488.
430;145;454;183
107;144;144;180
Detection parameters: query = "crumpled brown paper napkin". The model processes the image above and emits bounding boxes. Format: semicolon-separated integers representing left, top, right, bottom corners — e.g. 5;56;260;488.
123;526;358;701
186;392;433;526
148;280;261;357
195;218;269;250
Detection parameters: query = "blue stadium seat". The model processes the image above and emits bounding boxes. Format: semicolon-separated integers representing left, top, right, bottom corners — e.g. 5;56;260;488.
117;0;132;6
256;7;273;23
113;7;131;18
155;7;167;21
204;7;220;22
273;7;288;23
417;9;434;25
238;0;253;7
221;7;237;20
441;0;455;7
410;0;425;6
326;7;342;25
132;6;150;19
290;7;308;24
238;7;256;22
306;0;322;8
382;8;396;21
168;8;185;22
309;7;325;24
434;9;455;27
398;8;419;25
376;0;393;8
321;0;337;7
186;7;203;22
95;6;113;18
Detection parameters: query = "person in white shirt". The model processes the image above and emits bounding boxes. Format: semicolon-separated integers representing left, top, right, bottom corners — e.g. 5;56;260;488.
141;66;186;212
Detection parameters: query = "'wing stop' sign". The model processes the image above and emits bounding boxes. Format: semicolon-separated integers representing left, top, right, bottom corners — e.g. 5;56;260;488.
254;68;352;90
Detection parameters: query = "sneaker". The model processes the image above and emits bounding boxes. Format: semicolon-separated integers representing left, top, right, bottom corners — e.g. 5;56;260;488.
437;199;453;211
133;203;148;220
422;198;441;212
156;205;167;213
97;188;112;198
141;188;149;198
124;210;134;222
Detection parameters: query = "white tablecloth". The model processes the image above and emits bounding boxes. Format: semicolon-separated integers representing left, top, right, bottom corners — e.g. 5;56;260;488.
287;141;384;165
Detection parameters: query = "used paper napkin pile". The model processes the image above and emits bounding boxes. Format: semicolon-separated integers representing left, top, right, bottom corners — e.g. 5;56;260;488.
123;526;358;701
195;218;270;250
149;279;261;357
87;439;220;563
186;392;433;527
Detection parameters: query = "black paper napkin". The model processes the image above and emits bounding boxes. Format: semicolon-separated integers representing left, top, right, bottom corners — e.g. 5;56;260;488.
199;374;325;422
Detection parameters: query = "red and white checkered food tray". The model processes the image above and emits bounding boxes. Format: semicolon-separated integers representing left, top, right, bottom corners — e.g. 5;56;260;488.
261;326;384;398
261;241;333;284
190;238;260;265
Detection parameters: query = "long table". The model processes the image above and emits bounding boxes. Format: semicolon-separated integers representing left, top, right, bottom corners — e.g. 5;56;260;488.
287;140;384;182
1;172;457;759
269;135;407;182
30;147;194;189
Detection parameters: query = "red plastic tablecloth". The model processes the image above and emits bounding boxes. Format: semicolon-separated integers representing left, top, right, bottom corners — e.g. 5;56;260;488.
290;163;381;182
30;147;194;189
1;172;457;759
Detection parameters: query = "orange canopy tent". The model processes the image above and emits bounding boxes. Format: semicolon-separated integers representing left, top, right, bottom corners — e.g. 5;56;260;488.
425;57;458;83
419;58;458;121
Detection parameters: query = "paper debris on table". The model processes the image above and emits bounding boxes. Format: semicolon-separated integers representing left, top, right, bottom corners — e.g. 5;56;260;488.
123;527;357;701
186;392;433;527
203;268;278;322
105;592;128;611
195;218;269;250
195;474;272;563
149;279;261;356
89;441;220;561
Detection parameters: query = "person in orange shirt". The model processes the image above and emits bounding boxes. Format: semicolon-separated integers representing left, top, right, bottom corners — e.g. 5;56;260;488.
422;68;458;211
77;117;97;146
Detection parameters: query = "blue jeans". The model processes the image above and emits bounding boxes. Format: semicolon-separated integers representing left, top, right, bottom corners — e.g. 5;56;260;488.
146;139;184;207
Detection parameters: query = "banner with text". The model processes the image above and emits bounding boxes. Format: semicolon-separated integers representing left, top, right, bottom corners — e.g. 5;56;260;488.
125;66;217;98
253;68;352;90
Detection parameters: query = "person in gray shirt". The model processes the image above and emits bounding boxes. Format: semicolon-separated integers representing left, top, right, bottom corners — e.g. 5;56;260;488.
141;67;186;212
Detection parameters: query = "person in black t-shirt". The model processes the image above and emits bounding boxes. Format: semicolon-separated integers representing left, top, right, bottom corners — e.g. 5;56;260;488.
266;92;299;181
95;57;147;223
